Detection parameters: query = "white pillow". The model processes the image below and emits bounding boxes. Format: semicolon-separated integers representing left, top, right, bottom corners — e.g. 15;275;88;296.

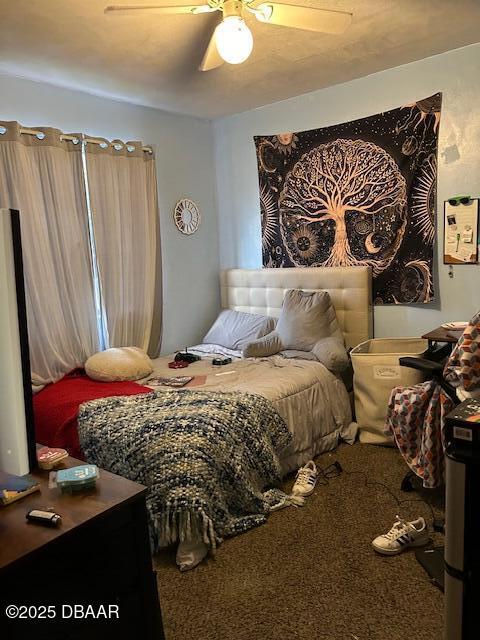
203;310;276;351
85;347;153;382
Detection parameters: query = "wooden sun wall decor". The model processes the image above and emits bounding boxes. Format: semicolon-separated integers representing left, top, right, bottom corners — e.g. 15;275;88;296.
174;198;201;235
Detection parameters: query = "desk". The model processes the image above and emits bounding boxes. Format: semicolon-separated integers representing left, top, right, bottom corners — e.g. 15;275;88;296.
0;455;164;640
422;326;460;355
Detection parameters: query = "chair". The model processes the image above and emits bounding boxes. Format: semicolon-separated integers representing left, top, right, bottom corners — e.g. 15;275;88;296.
397;355;459;492
385;311;480;492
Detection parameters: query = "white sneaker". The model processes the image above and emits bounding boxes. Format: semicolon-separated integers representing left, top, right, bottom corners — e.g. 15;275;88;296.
372;516;429;555
292;461;318;496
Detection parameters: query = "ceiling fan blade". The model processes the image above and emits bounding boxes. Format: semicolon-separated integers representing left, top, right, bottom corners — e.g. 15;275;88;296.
251;3;352;34
199;28;224;72
104;4;216;16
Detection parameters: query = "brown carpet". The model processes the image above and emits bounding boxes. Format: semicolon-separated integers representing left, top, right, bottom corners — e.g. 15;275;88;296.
154;443;444;640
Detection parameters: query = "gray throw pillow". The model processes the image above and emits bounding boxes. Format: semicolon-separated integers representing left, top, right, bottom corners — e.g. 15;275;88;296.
311;337;349;374
276;289;343;349
242;289;348;373
243;332;282;358
202;310;276;351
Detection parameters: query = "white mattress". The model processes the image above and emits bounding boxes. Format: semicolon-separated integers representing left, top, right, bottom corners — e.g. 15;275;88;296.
144;352;356;475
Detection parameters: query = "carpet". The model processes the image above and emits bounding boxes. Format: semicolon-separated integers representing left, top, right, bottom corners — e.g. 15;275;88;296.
154;442;444;640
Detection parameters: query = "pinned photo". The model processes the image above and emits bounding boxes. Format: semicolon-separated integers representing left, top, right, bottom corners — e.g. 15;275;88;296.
462;225;473;243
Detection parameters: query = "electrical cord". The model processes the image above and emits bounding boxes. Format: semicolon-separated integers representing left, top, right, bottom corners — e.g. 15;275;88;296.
317;460;439;528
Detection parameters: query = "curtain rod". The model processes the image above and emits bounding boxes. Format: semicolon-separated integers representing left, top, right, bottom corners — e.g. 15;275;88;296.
18;127;153;154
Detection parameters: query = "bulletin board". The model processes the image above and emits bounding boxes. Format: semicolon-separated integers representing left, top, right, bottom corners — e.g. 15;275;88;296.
443;199;479;264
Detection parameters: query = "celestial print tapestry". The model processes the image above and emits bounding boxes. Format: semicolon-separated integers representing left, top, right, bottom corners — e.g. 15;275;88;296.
255;93;441;304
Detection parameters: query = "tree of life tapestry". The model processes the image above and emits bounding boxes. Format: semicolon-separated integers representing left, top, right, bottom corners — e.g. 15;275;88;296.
255;93;441;304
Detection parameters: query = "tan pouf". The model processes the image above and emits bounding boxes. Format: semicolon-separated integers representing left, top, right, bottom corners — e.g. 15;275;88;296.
85;347;153;382
351;338;428;445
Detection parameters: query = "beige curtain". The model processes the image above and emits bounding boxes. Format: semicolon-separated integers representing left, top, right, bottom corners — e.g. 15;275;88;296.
85;141;159;353
0;122;100;384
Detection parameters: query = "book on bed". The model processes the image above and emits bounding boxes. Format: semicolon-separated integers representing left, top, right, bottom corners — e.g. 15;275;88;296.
146;375;194;388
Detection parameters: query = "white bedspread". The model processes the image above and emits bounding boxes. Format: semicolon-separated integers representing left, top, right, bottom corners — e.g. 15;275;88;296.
144;353;355;475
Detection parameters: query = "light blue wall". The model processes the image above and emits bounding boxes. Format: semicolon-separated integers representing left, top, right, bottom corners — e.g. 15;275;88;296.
213;44;480;338
0;74;220;354
3;44;480;349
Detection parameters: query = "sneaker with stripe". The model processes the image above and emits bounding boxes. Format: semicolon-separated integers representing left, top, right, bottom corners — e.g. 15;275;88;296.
292;460;318;497
372;515;429;555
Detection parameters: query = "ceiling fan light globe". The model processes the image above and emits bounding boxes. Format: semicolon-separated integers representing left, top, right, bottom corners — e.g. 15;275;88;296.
216;16;253;64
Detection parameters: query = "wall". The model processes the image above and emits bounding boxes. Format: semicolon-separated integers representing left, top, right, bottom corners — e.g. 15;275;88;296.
213;44;480;338
0;73;219;354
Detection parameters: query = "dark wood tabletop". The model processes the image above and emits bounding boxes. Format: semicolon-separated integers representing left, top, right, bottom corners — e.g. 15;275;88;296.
0;455;146;570
422;326;462;344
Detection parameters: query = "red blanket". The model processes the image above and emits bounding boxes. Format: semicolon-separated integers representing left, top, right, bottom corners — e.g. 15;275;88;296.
33;369;152;459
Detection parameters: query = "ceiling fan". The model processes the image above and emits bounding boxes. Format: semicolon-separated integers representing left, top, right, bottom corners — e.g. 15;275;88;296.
105;1;352;70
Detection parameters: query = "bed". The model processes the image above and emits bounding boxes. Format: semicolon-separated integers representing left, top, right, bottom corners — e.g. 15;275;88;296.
35;266;372;565
144;265;372;472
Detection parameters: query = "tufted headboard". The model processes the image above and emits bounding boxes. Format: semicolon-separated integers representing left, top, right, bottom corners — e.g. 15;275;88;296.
220;267;373;349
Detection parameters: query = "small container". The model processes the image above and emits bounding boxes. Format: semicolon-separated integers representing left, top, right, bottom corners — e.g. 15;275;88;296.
37;447;69;470
56;465;99;493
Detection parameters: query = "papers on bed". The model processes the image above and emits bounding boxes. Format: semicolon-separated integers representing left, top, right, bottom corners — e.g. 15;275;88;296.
145;375;193;388
144;374;207;389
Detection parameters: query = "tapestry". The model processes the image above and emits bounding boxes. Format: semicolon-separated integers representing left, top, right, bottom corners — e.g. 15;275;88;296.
255;93;441;304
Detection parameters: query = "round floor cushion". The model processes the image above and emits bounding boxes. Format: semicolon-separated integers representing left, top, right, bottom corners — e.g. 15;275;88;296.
85;347;153;382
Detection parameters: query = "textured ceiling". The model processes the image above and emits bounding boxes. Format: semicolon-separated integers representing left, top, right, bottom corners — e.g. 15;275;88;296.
1;0;479;119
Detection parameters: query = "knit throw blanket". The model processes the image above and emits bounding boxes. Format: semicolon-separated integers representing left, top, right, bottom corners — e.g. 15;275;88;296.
78;390;296;552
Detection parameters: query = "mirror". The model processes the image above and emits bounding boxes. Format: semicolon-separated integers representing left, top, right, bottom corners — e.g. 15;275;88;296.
0;208;36;474
173;198;201;235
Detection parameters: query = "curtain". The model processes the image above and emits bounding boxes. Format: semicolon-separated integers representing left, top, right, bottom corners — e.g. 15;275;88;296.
0;122;100;384
85;141;159;353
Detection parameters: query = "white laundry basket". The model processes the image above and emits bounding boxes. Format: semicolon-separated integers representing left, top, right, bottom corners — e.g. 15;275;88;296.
351;337;429;445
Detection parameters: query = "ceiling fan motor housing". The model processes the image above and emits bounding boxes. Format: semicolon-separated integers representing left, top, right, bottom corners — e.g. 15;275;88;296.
223;0;244;18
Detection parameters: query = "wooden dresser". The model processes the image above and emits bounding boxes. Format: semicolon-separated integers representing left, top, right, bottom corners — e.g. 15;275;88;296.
0;455;164;640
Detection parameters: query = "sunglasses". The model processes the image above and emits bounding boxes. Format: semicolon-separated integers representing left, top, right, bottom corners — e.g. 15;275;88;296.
448;196;471;206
